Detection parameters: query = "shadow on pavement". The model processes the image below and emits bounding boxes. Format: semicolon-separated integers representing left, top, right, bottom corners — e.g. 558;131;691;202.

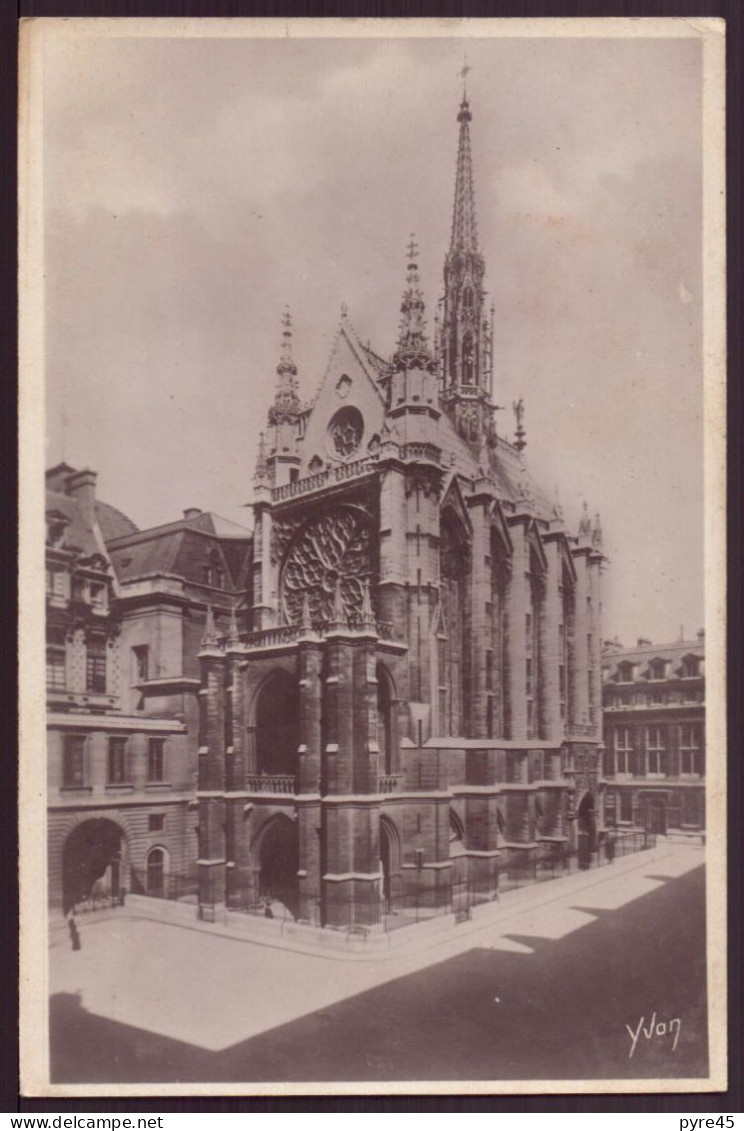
50;864;707;1084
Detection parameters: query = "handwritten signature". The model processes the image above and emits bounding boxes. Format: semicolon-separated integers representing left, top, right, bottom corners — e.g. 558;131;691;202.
626;1012;681;1057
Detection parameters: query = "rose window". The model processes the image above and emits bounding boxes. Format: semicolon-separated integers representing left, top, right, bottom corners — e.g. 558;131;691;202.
281;507;372;625
328;406;364;459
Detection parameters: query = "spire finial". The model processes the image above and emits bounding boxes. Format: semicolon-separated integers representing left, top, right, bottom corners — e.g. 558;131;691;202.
460;55;471;101
201;604;219;649
592;511;603;548
552;484;564;523
269;307;300;423
226;602;239;647
393;235;435;373
254;430;269;481
360;577;375;629
513;398;526;451
579;501;593;538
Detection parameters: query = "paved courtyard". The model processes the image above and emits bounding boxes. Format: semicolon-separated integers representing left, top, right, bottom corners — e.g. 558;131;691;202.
49;842;707;1084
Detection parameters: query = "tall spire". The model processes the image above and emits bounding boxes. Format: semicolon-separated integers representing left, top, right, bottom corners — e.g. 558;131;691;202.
450;92;479;255
439;84;494;445
393;235;435;373
269;307;301;424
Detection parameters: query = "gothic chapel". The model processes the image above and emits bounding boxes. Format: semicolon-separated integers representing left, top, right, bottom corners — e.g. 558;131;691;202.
197;90;606;927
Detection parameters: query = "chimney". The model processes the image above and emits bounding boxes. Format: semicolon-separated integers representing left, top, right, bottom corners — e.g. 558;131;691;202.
697;629;705;642
183;508;202;521
65;468;97;527
637;637;651;647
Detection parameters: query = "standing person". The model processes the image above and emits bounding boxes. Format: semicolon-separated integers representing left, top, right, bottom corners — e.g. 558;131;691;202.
68;917;81;951
606;834;615;864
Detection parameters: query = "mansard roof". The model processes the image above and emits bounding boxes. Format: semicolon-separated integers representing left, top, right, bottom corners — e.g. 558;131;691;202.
45;488;109;560
602;636;705;681
107;510;252;587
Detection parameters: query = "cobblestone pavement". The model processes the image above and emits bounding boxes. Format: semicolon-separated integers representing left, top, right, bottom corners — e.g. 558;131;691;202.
49;843;707;1084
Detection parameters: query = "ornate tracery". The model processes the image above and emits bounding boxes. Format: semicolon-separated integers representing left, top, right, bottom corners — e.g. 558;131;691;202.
281;506;373;626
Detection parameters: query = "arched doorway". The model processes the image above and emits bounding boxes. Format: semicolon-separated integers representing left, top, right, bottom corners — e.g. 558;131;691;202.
146;846;169;898
379;816;400;909
577;792;596;870
254;671;299;778
62;818;125;914
255;815;300;917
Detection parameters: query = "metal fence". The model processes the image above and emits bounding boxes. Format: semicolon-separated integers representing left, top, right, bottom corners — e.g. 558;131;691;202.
126;829;655;934
129;870;199;903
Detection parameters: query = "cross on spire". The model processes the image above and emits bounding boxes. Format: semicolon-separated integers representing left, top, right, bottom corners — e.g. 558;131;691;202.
460;56;472;98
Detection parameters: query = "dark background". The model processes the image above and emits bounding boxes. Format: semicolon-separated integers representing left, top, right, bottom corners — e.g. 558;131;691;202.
3;0;741;1115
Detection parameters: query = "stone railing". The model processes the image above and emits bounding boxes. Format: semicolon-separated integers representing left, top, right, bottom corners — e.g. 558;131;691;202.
272;456;377;503
239;625;301;649
377;774;403;794
245;774;297;795
399;442;441;464
232;619;399;651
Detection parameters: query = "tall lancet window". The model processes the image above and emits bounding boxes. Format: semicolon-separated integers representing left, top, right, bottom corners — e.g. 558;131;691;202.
526;545;546;739
560;563;576;727
489;529;509;739
439;514;469;736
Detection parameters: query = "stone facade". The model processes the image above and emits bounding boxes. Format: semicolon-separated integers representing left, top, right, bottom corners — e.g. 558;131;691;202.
46;463;251;912
602;634;706;835
196;93;608;928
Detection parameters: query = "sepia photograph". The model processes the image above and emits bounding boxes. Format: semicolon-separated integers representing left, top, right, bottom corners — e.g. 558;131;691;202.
19;17;726;1097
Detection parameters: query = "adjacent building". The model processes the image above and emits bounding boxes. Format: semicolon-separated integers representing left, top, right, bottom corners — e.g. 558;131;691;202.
46;462;251;912
195;91;608;928
602;634;706;836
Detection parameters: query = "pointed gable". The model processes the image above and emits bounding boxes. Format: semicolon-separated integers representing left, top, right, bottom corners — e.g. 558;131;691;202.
299;321;386;475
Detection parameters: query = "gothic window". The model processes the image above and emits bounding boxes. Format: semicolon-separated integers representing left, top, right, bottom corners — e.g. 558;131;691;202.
462;332;474;384
439;514;468;736
281;506;372;626
490;528;508;739
327;406;364;459
377;664;395;775
525;546;545;739
254;671;299;778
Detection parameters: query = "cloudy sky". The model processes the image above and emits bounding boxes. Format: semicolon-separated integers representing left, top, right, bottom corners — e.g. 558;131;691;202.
42;25;706;646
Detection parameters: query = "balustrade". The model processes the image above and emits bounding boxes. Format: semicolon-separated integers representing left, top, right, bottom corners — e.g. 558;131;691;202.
377;774;403;794
245;774;297;795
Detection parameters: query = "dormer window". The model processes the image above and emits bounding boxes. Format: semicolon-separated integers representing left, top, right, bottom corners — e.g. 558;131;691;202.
617;662;634;683
48;522;65;547
681;656;700;679
648;658;666;681
90;582;107;611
